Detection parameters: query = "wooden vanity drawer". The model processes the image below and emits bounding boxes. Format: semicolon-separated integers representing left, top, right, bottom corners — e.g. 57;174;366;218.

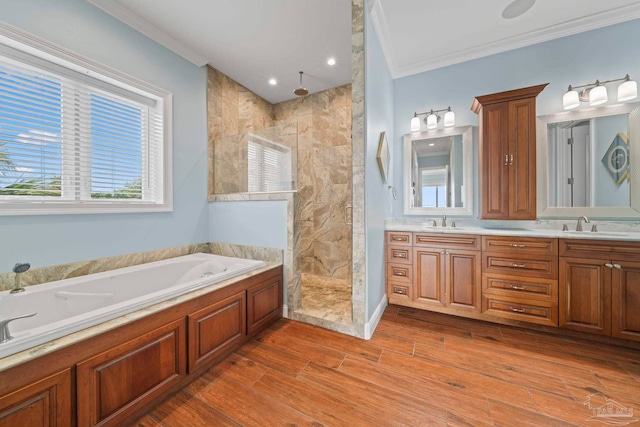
483;254;558;279
560;239;640;261
482;273;558;302
387;246;412;265
386;232;412;247
387;282;412;303
483;236;558;256
386;263;413;284
414;233;481;250
482;295;558;327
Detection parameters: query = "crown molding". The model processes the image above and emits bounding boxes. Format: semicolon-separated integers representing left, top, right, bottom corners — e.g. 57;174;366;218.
87;0;208;67
368;0;401;78
376;2;640;79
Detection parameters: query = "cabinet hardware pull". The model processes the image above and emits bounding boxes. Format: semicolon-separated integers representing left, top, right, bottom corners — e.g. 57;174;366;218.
613;263;622;269
504;154;508;166
509;307;526;313
510;263;526;268
392;236;408;241
510;154;514;165
393;269;406;276
393;287;406;295
509;243;526;248
605;263;614;269
393;251;407;258
509;285;526;290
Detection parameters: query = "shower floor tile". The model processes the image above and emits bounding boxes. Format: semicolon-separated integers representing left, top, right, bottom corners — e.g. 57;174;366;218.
298;273;352;325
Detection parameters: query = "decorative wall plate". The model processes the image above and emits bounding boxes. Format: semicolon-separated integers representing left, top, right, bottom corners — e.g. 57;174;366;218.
601;132;629;185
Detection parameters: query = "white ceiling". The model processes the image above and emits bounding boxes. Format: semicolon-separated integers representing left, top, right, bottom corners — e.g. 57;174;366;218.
88;0;640;102
372;0;640;78
89;0;352;104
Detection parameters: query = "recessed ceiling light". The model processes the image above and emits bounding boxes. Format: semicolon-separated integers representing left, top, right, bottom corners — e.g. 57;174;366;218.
327;58;336;66
269;78;277;85
429;143;435;147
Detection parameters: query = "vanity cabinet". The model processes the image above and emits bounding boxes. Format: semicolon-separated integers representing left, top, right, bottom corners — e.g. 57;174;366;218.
560;240;640;341
385;232;481;313
481;236;559;326
0;369;71;427
471;84;548;220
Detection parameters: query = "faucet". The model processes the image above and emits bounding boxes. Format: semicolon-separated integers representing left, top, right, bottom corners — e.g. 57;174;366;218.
576;216;590;232
431;219;437;227
10;262;30;294
0;312;37;343
442;214;447;228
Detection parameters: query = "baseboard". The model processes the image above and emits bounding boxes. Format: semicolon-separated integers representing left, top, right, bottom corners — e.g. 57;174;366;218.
364;295;388;339
282;304;289;319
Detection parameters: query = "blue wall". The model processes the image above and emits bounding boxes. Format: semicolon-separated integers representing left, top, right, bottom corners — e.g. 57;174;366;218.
209;200;288;250
365;0;394;320
0;0;209;272
392;19;640;217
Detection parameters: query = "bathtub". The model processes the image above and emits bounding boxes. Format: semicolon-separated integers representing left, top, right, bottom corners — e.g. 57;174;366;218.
0;253;266;359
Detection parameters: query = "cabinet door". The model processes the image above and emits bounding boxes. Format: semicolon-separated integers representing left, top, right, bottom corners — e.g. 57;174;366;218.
247;276;282;335
612;261;640;341
479;103;509;219
77;318;186;427
559;258;611;335
414;248;445;306
0;369;71;427
188;291;246;372
446;249;481;312
508;97;537;219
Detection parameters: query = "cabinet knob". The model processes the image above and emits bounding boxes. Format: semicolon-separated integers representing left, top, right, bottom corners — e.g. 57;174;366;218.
613;263;622;270
504;154;508;166
510;263;526;268
509;307;526;313
393;269;407;277
392;236;408;241
509;285;526;290
509;243;526;248
393;251;407;258
605;263;614;269
393;286;406;295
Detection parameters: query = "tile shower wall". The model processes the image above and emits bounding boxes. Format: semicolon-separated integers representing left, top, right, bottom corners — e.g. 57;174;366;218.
274;85;353;280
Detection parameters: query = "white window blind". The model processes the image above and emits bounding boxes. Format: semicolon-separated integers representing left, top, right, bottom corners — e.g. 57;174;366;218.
0;32;170;215
247;134;292;192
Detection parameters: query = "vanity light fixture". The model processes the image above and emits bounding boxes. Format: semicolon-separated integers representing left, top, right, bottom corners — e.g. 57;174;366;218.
410;106;455;131
327;58;336;66
563;74;637;110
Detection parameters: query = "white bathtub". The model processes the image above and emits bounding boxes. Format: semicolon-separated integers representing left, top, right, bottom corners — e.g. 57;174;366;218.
0;253;266;359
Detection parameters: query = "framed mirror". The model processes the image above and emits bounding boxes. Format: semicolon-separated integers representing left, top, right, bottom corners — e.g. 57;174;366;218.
537;102;640;218
403;126;473;216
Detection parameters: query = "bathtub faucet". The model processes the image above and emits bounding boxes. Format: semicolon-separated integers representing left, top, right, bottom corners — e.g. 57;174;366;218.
10;262;30;294
0;312;37;343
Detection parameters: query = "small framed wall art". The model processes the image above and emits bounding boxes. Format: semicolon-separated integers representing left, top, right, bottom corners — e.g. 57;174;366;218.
377;131;391;183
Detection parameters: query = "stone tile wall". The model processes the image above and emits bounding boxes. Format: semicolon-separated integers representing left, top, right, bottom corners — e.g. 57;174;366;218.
273;85;353;281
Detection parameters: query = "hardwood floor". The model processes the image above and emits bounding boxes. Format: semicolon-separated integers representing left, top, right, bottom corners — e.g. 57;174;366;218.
130;306;640;426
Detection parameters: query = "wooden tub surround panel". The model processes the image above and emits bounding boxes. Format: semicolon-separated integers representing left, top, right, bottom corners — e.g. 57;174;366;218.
0;265;283;427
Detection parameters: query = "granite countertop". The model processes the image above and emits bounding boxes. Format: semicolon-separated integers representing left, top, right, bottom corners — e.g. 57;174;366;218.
385;224;640;242
0;262;281;373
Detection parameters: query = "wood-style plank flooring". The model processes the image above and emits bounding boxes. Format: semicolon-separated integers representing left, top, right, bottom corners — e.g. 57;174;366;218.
130;306;640;426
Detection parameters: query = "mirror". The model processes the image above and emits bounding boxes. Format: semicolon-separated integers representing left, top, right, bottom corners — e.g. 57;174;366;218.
403;126;473;216
537;103;640;218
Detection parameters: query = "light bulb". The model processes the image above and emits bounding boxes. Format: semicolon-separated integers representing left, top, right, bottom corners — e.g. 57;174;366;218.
327;58;336;66
426;114;438;130
444;110;455;127
618;78;638;102
411;116;421;132
269;78;277;85
562;89;580;110
589;84;608;106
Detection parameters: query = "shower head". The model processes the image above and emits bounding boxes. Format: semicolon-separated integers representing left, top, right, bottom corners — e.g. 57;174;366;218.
13;263;30;274
293;71;309;97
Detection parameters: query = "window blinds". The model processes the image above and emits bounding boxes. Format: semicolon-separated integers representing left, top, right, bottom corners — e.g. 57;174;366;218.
0;46;164;204
247;135;292;192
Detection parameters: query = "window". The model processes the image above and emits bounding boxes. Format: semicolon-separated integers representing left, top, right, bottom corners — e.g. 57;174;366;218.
0;28;171;215
247;133;292;192
421;167;448;208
